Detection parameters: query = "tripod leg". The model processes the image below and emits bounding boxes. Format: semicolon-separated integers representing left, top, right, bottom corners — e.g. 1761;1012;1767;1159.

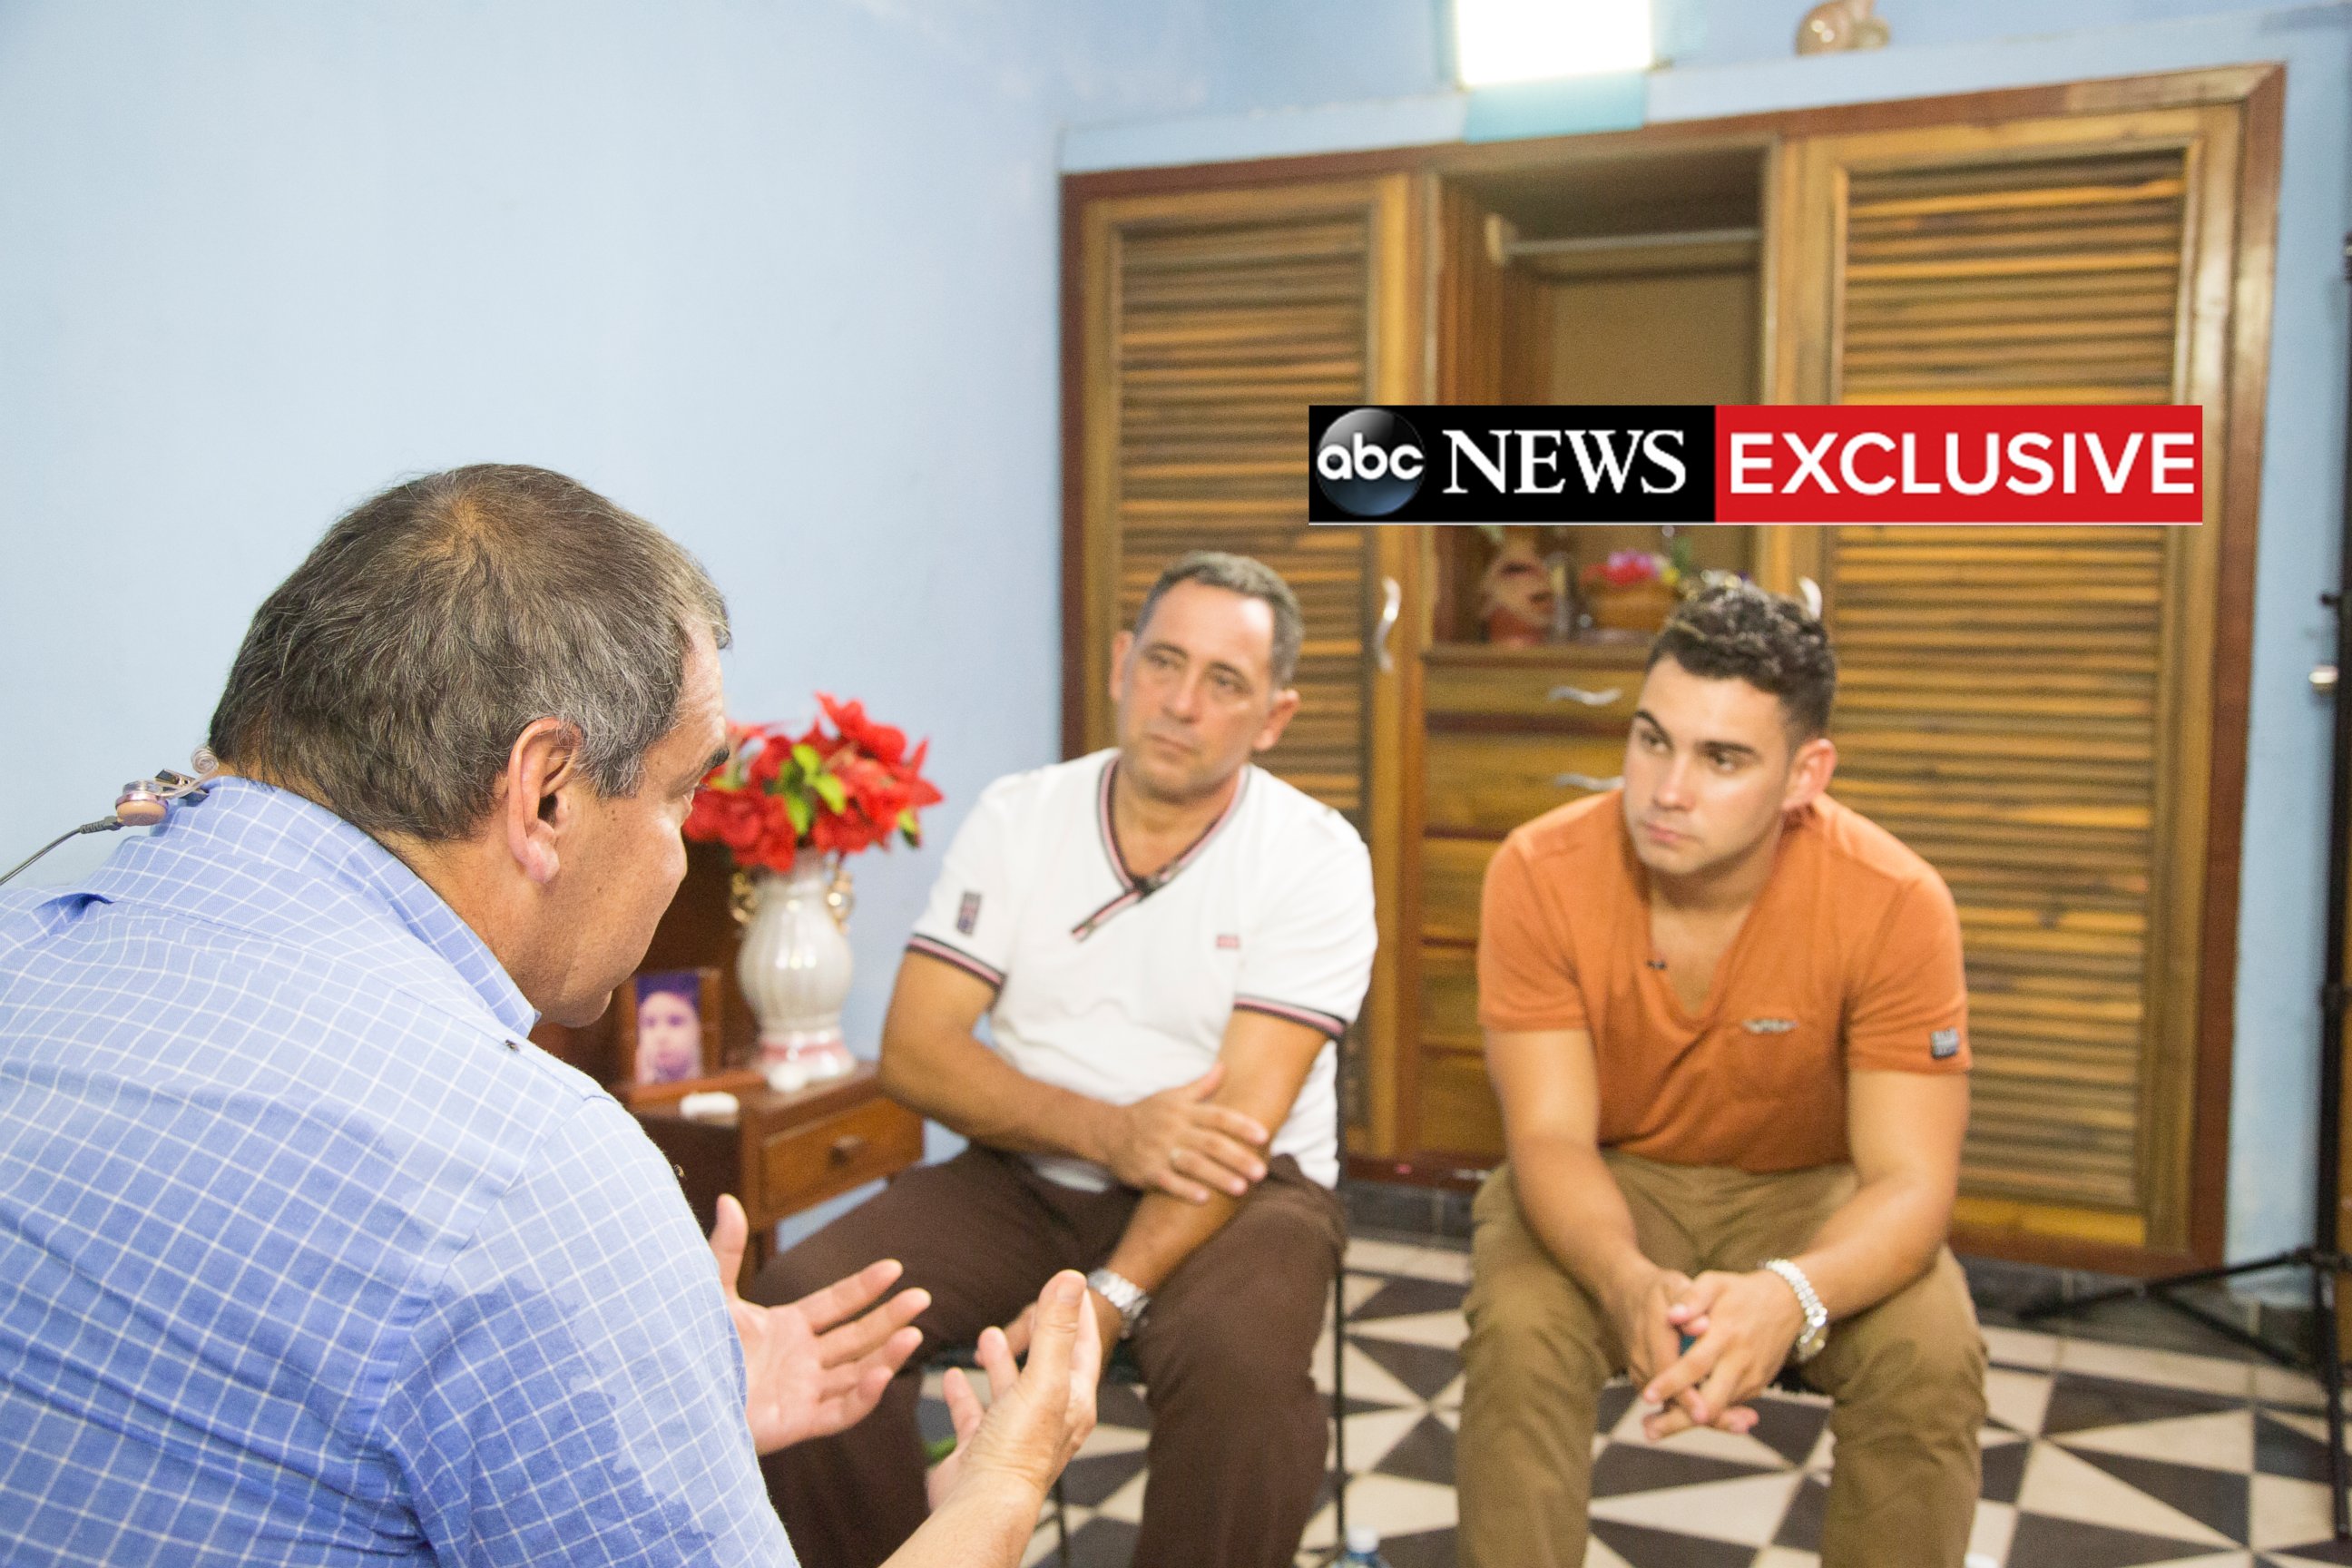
2323;1265;2349;1540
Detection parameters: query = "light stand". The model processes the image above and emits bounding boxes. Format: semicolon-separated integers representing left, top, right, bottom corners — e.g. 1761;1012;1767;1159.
2018;230;2352;1542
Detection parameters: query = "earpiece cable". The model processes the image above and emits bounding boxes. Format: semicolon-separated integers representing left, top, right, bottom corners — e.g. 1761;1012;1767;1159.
0;819;127;887
0;749;221;887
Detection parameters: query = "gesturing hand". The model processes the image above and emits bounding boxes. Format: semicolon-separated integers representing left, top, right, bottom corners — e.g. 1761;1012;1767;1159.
706;1193;930;1455
1003;1287;1124;1372
1103;1063;1270;1203
1638;1269;1805;1440
925;1271;1102;1513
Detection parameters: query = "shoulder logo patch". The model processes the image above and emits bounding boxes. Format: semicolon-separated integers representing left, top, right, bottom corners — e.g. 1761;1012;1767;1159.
1930;1027;1962;1060
1741;1017;1798;1034
956;891;982;936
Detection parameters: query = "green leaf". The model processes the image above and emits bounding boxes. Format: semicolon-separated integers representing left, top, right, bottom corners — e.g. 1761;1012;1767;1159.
783;791;813;837
792;743;824;776
812;772;848;813
897;808;921;843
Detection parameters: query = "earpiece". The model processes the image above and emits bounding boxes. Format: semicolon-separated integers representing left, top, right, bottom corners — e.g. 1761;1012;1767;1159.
113;786;172;828
114;749;221;828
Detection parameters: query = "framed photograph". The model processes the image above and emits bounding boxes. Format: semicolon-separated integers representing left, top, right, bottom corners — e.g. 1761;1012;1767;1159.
614;967;757;1105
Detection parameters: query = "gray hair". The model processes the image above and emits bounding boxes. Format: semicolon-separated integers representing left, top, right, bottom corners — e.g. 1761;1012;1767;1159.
208;464;731;842
1132;551;1304;687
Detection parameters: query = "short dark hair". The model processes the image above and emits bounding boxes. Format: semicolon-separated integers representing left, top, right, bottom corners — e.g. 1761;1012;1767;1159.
208;464;731;843
1647;581;1837;739
1132;551;1304;686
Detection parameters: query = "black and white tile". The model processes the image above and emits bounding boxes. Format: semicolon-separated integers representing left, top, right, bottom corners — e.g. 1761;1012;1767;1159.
916;1234;2352;1568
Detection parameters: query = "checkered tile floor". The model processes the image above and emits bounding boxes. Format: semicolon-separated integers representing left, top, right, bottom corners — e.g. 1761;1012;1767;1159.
917;1235;2352;1568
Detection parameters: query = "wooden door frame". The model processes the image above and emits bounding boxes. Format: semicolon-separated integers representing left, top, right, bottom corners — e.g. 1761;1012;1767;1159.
1060;63;2279;1272
1759;84;2277;1275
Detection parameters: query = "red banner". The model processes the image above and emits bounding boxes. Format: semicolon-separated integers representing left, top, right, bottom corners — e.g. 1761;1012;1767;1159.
1711;405;2203;524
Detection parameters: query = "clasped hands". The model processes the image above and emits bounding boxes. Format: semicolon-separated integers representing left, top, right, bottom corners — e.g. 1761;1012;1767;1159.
1608;1262;1810;1441
1100;1062;1271;1205
705;1195;1098;1510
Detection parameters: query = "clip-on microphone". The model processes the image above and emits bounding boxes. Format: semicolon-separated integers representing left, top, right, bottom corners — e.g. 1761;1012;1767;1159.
0;748;222;887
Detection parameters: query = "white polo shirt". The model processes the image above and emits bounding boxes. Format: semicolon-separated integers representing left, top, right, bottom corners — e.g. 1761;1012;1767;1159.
906;750;1377;1189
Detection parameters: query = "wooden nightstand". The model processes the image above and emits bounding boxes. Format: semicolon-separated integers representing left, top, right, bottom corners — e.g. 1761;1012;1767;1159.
632;1063;923;1292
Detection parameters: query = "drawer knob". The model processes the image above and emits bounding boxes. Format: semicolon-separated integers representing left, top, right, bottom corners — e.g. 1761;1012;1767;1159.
1553;771;1622;793
828;1133;869;1165
1547;684;1622;707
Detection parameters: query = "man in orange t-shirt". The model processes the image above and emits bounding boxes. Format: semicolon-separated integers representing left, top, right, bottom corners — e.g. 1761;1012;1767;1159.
1458;583;1986;1568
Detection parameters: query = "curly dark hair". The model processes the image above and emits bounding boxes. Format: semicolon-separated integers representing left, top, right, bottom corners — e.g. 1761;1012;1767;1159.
1647;581;1838;739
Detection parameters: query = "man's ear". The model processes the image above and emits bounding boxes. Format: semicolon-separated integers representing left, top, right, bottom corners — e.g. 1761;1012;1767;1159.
1108;630;1133;704
1783;733;1838;815
1251;687;1303;754
501;717;585;886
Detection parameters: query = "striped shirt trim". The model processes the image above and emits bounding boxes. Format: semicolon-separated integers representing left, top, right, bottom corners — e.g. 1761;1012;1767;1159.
1074;760;1253;941
906;934;1004;989
1233;995;1351;1042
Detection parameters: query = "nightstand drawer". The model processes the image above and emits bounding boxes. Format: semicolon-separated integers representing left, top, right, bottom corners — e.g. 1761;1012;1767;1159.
1424;731;1627;837
760;1095;924;1214
1423;661;1645;724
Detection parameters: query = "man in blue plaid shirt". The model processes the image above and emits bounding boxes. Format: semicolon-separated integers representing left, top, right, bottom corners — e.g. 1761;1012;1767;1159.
0;466;1095;1566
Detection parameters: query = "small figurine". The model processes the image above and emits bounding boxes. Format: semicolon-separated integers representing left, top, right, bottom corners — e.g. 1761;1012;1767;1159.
1479;536;1558;647
1797;0;1889;54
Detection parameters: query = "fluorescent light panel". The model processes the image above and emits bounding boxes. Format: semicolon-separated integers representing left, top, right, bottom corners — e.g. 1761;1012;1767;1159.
1454;0;1654;87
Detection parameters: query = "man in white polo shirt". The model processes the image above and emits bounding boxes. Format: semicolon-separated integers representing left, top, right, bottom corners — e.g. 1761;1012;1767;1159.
751;552;1377;1568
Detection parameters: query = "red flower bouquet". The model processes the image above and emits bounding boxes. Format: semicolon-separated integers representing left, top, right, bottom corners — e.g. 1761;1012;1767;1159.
684;694;944;875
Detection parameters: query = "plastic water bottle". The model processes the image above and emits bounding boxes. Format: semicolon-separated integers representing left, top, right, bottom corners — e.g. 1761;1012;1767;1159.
1338;1524;1392;1568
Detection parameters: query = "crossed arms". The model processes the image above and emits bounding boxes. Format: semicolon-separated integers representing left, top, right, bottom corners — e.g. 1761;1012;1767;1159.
1485;1023;1967;1438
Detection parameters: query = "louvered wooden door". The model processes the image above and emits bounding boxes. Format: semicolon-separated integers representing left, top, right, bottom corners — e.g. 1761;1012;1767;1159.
1072;177;1417;811
1069;176;1424;1138
1773;104;2257;1263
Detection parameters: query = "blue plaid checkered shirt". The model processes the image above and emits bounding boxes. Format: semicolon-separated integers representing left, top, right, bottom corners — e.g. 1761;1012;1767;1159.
0;778;794;1565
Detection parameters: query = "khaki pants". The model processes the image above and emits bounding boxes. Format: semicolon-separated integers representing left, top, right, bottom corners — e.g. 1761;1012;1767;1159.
750;1144;1344;1568
1458;1156;1985;1568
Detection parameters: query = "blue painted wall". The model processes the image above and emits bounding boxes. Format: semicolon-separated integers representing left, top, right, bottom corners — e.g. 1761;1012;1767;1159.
0;0;1222;1062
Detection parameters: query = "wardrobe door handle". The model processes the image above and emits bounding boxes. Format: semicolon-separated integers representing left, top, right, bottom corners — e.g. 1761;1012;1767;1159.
1546;684;1622;707
1374;576;1402;674
1553;772;1622;793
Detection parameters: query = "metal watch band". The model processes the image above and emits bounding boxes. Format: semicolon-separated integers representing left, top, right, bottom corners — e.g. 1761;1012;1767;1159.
1085;1268;1151;1339
1760;1258;1830;1363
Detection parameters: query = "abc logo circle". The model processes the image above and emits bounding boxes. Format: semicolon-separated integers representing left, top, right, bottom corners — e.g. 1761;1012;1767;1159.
1315;408;1426;518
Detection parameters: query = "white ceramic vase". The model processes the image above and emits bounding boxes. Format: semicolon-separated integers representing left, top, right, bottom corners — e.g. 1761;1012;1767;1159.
736;858;858;1083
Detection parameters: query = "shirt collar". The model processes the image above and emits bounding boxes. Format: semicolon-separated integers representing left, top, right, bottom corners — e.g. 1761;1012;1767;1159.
70;777;539;1040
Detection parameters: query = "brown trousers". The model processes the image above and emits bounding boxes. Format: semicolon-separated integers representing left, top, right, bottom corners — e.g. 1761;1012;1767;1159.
1458;1157;1986;1568
750;1144;1344;1568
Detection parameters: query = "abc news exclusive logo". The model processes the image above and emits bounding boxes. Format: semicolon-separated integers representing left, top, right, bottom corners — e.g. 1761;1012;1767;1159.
1308;405;2203;526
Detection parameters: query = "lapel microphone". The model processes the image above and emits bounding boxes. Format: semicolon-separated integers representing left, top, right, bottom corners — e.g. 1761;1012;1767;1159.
0;749;221;887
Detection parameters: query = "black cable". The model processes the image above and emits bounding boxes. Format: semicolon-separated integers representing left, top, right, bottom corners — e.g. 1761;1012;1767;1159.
0;818;123;888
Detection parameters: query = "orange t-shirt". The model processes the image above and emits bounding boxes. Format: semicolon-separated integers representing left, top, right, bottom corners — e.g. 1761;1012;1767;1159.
1477;791;1968;1172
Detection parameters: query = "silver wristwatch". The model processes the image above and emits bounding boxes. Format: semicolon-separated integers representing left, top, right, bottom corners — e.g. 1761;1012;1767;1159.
1086;1268;1152;1339
1760;1258;1830;1363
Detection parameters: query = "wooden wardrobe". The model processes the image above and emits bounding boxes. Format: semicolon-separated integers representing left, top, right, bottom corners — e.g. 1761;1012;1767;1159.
1061;65;2278;1275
